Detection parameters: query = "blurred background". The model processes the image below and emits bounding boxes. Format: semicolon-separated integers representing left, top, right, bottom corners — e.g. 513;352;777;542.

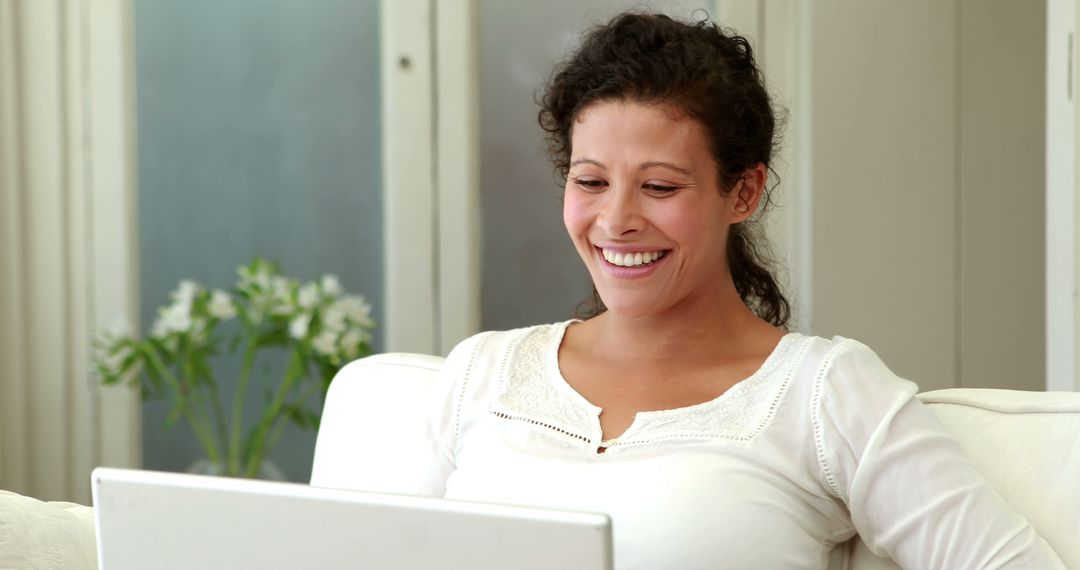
2;0;1078;503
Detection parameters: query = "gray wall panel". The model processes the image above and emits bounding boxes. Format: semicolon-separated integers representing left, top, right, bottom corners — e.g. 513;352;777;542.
136;0;382;481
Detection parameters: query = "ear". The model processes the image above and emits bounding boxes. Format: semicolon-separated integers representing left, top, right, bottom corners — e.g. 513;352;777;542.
730;163;767;224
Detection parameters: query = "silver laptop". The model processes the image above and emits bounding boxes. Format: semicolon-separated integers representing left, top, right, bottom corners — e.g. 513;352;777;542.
91;467;612;570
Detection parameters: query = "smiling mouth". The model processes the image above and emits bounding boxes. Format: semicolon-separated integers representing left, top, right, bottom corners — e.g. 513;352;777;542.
597;247;670;268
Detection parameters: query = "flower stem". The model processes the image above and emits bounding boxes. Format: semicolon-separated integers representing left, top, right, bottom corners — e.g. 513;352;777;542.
182;360;222;466
229;338;258;476
243;349;303;477
184;408;220;466
183;355;228;470
265;380;323;452
209;382;230;472
143;345;220;464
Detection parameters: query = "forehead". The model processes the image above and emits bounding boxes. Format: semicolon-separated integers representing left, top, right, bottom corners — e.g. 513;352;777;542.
570;100;713;167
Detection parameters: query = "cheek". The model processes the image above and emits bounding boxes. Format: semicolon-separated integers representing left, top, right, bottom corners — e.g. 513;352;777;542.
659;200;729;256
656;200;706;238
562;190;592;239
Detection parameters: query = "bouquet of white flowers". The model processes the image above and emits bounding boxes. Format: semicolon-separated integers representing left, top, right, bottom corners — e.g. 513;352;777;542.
94;258;375;478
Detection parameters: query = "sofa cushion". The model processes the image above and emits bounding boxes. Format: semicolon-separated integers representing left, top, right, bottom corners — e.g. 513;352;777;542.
918;389;1080;568
0;490;97;570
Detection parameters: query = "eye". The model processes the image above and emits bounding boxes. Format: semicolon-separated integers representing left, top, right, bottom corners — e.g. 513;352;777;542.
573;177;608;192
643;183;680;194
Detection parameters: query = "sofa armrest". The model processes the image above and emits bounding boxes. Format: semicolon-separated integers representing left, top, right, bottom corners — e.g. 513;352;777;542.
0;490;97;569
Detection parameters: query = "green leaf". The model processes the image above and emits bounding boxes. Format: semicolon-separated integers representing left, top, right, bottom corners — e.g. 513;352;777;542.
304;407;321;430
164;396;185;429
256;329;290;348
283;404;321;431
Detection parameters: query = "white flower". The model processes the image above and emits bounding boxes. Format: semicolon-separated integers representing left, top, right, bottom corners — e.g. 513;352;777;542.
297;283;319;310
312;330;338;357
98;342;132;377
238;263;272;295
322;304;347;334
320;274;343;297
172;280;200;309
339;328;366;360
254;265;271;289
246;305;265;326
153;302;193;338
208;289;237;320
96;341;143;383
269;276;295;316
150;317;169;339
288;314;311;340
190;317;208;343
337;295;374;328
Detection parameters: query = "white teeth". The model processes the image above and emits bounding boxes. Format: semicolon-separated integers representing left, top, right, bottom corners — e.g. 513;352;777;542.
600;248;666;267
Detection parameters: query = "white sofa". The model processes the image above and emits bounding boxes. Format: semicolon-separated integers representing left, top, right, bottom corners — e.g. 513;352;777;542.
4;352;1078;569
311;353;1080;570
0;490;97;569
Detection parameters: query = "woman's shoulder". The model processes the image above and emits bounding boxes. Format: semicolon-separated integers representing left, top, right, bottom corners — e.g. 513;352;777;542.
785;333;920;413
787;333;907;379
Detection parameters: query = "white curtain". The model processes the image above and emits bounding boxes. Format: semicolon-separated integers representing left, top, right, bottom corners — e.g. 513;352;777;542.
0;0;139;504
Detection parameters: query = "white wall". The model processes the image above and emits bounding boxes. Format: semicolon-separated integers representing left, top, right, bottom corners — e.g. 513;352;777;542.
811;0;1046;392
959;0;1046;391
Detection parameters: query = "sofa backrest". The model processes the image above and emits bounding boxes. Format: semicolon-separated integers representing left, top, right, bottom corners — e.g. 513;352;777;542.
311;353;445;494
312;354;1080;569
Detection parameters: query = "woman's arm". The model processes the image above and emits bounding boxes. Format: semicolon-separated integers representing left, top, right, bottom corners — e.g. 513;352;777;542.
813;340;1065;569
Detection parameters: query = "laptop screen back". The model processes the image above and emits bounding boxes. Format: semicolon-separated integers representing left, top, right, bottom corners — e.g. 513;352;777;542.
92;467;612;570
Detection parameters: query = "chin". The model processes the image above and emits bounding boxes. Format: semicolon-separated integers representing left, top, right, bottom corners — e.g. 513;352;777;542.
594;292;663;318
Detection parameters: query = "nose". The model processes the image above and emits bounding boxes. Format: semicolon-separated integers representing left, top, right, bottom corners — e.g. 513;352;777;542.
596;183;644;236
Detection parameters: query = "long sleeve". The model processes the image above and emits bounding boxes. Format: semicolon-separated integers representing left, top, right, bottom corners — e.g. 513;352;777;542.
813;339;1065;569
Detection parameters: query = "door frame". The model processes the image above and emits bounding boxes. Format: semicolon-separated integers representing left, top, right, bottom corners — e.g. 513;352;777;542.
1047;0;1078;391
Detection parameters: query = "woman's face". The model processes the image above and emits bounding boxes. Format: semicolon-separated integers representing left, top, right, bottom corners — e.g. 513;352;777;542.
563;99;757;317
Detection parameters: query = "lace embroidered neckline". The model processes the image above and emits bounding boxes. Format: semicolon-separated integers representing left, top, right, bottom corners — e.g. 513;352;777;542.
490;321;810;451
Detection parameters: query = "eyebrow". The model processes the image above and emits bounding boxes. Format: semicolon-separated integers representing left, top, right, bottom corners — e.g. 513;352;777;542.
640;161;693;176
569;158;692;176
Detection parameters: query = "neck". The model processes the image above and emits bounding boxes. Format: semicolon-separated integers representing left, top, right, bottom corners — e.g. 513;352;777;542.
586;276;776;367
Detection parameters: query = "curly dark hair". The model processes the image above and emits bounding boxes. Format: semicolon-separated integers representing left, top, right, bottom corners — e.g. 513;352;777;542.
538;11;791;328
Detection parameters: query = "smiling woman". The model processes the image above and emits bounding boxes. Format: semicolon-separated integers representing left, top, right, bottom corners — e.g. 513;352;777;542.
359;11;1066;570
540;13;789;329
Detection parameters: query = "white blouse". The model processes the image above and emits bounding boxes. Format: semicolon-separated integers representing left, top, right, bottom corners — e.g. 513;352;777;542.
414;321;1063;569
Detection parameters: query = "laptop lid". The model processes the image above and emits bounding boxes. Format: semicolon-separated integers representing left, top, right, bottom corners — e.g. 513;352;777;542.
91;467;612;570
